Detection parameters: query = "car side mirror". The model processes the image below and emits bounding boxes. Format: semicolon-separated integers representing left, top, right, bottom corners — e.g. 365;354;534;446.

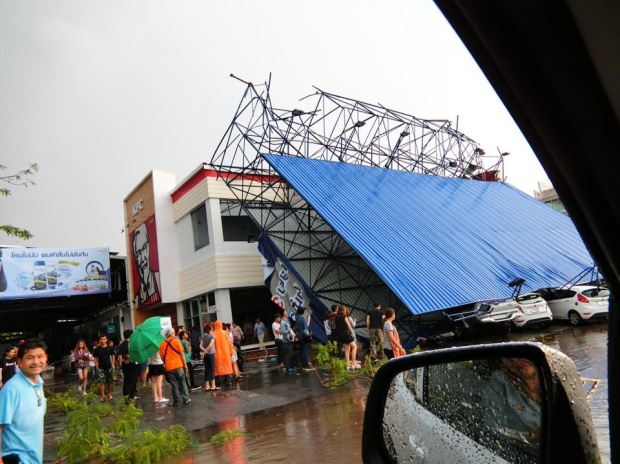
362;342;601;463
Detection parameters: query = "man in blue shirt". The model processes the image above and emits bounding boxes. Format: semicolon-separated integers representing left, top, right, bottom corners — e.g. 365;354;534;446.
0;339;48;464
253;318;267;360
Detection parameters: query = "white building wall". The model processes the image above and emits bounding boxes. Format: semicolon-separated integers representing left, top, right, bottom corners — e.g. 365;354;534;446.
175;178;264;301
178;253;264;297
174;301;184;328
175;213;195;265
125;166;269;332
176;203;213;268
152;170;181;303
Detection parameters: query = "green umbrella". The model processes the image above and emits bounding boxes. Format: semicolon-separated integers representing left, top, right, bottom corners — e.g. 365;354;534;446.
129;316;172;363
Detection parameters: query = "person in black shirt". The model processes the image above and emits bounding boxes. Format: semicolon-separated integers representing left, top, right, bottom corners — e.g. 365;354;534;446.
189;327;201;361
108;339;119;379
117;329;140;402
335;305;359;370
0;346;18;389
93;335;115;402
365;302;385;360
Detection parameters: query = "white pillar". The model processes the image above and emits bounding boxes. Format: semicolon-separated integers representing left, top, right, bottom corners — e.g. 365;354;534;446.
215;289;233;322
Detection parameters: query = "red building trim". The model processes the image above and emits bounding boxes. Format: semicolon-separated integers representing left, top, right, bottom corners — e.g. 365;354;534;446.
171;168;281;203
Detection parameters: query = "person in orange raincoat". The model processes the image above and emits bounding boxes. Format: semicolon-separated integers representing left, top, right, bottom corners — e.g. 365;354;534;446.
212;320;233;388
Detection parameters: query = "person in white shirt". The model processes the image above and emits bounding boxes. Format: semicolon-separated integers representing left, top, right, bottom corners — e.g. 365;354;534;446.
272;314;284;368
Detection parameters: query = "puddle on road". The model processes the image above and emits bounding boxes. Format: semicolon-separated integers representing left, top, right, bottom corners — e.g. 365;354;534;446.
169;324;610;464
51;324;607;463
162;382;369;464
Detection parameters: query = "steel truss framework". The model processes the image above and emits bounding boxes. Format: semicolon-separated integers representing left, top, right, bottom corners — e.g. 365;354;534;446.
209;77;504;335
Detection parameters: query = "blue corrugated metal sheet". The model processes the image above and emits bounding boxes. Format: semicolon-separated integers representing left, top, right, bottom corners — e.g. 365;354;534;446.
263;154;594;315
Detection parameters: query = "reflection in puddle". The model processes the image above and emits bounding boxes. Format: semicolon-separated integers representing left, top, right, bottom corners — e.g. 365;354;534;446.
163;383;368;464
161;324;608;464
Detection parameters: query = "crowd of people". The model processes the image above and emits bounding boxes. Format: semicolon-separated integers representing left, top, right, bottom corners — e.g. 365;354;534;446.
1;302;406;406
0;303;405;461
111;321;252;406
323;302;406;368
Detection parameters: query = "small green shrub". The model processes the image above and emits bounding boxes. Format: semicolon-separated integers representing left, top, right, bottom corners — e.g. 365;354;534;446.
48;390;191;464
329;356;352;386
316;341;339;367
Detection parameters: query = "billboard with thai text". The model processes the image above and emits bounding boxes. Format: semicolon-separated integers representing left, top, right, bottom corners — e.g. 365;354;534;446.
269;257;307;311
0;247;111;300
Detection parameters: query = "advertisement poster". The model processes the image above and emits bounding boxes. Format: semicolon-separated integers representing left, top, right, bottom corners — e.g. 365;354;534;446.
130;214;161;308
269;258;307;312
0;247;111;300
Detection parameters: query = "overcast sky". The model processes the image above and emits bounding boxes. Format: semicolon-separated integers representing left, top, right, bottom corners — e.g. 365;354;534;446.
0;0;548;255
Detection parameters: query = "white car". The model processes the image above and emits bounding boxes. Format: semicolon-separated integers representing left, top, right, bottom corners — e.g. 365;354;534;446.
445;298;520;337
472;298;520;325
538;285;609;326
511;293;553;329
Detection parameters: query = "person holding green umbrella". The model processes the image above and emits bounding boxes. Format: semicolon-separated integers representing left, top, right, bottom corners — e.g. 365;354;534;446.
123;316;171;402
129;316;170;363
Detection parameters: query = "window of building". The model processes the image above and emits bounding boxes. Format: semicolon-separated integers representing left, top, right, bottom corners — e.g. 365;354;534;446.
202;293;216;325
183;297;202;332
220;201;260;241
184;294;216;333
191;204;209;250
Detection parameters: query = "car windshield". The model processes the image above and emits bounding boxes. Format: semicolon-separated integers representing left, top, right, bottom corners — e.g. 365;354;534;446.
581;288;609;299
542;289;576;300
517;294;540;303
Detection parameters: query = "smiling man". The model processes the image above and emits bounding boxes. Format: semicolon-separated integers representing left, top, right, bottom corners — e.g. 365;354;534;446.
0;339;48;464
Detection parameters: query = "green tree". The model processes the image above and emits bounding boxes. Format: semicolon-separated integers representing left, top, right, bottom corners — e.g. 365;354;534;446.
0;163;39;239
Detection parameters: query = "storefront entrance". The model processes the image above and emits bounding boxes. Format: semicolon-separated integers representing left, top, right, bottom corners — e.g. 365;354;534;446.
230;286;280;344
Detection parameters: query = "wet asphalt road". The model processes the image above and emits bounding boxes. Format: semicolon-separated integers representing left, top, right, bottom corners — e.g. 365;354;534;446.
43;322;610;463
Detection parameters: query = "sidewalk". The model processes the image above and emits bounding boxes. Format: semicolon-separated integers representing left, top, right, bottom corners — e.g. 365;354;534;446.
44;356;333;461
131;358;329;431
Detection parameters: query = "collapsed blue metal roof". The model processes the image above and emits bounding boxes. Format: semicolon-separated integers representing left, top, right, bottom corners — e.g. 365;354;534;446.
263;154;594;315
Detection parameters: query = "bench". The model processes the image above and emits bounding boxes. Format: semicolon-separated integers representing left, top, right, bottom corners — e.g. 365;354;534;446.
240;341;277;361
188;341;278;367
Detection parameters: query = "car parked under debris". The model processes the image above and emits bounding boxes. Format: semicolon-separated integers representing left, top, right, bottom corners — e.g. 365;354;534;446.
444;298;520;338
512;292;553;329
536;285;610;326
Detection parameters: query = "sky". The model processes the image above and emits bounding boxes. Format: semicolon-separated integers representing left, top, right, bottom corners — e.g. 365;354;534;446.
0;0;549;256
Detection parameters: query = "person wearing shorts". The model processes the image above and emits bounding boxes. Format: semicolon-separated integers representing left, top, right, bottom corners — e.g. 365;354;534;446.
93;335;115;402
73;339;91;394
147;351;168;403
200;323;216;391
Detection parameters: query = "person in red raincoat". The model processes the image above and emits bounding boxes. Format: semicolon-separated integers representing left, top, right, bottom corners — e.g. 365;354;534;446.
212;320;233;388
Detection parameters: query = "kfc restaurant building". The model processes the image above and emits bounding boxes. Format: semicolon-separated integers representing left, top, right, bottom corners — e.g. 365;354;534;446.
124;166;275;333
